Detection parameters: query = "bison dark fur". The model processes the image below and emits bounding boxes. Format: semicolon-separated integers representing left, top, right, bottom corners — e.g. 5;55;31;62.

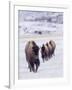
49;40;56;56
41;40;56;62
41;44;50;62
25;41;40;72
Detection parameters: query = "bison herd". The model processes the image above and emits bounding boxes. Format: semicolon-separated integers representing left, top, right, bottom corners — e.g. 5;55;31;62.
25;40;56;73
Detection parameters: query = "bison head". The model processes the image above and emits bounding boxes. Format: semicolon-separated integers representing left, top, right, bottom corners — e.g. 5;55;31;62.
32;45;39;55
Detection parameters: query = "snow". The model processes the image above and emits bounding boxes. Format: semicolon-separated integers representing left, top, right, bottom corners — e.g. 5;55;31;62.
19;22;63;35
18;31;63;79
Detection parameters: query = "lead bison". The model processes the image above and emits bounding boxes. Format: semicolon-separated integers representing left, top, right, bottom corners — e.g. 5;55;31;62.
25;41;40;72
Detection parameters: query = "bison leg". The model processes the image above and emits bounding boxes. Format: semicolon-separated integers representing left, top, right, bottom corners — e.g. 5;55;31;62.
52;50;55;56
42;54;45;62
42;56;44;62
30;62;35;72
35;59;40;72
29;64;32;72
53;52;55;56
36;64;38;72
27;62;32;72
42;54;44;62
49;51;52;58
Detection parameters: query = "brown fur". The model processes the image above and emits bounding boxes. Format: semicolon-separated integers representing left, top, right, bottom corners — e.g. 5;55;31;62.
25;41;40;72
41;40;56;62
41;44;50;62
49;40;56;55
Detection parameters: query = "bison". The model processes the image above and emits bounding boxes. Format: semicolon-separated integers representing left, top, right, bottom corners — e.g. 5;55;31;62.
41;40;56;62
25;41;40;72
49;40;56;56
46;42;53;58
41;44;50;62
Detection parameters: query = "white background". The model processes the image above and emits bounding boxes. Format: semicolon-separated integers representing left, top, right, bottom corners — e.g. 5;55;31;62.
0;0;72;90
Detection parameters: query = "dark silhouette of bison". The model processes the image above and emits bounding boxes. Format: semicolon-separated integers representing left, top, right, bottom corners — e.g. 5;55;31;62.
25;41;40;72
41;44;50;62
41;40;56;62
49;40;56;56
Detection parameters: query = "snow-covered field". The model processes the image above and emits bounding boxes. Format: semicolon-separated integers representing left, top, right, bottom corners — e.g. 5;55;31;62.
18;22;63;36
18;31;63;79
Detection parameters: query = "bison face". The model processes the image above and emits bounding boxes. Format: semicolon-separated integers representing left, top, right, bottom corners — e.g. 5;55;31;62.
41;44;45;52
46;43;48;47
32;45;39;56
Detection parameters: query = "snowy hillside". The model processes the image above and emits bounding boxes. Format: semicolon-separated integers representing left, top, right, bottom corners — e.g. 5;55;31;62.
18;10;63;35
19;22;63;36
18;10;63;24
